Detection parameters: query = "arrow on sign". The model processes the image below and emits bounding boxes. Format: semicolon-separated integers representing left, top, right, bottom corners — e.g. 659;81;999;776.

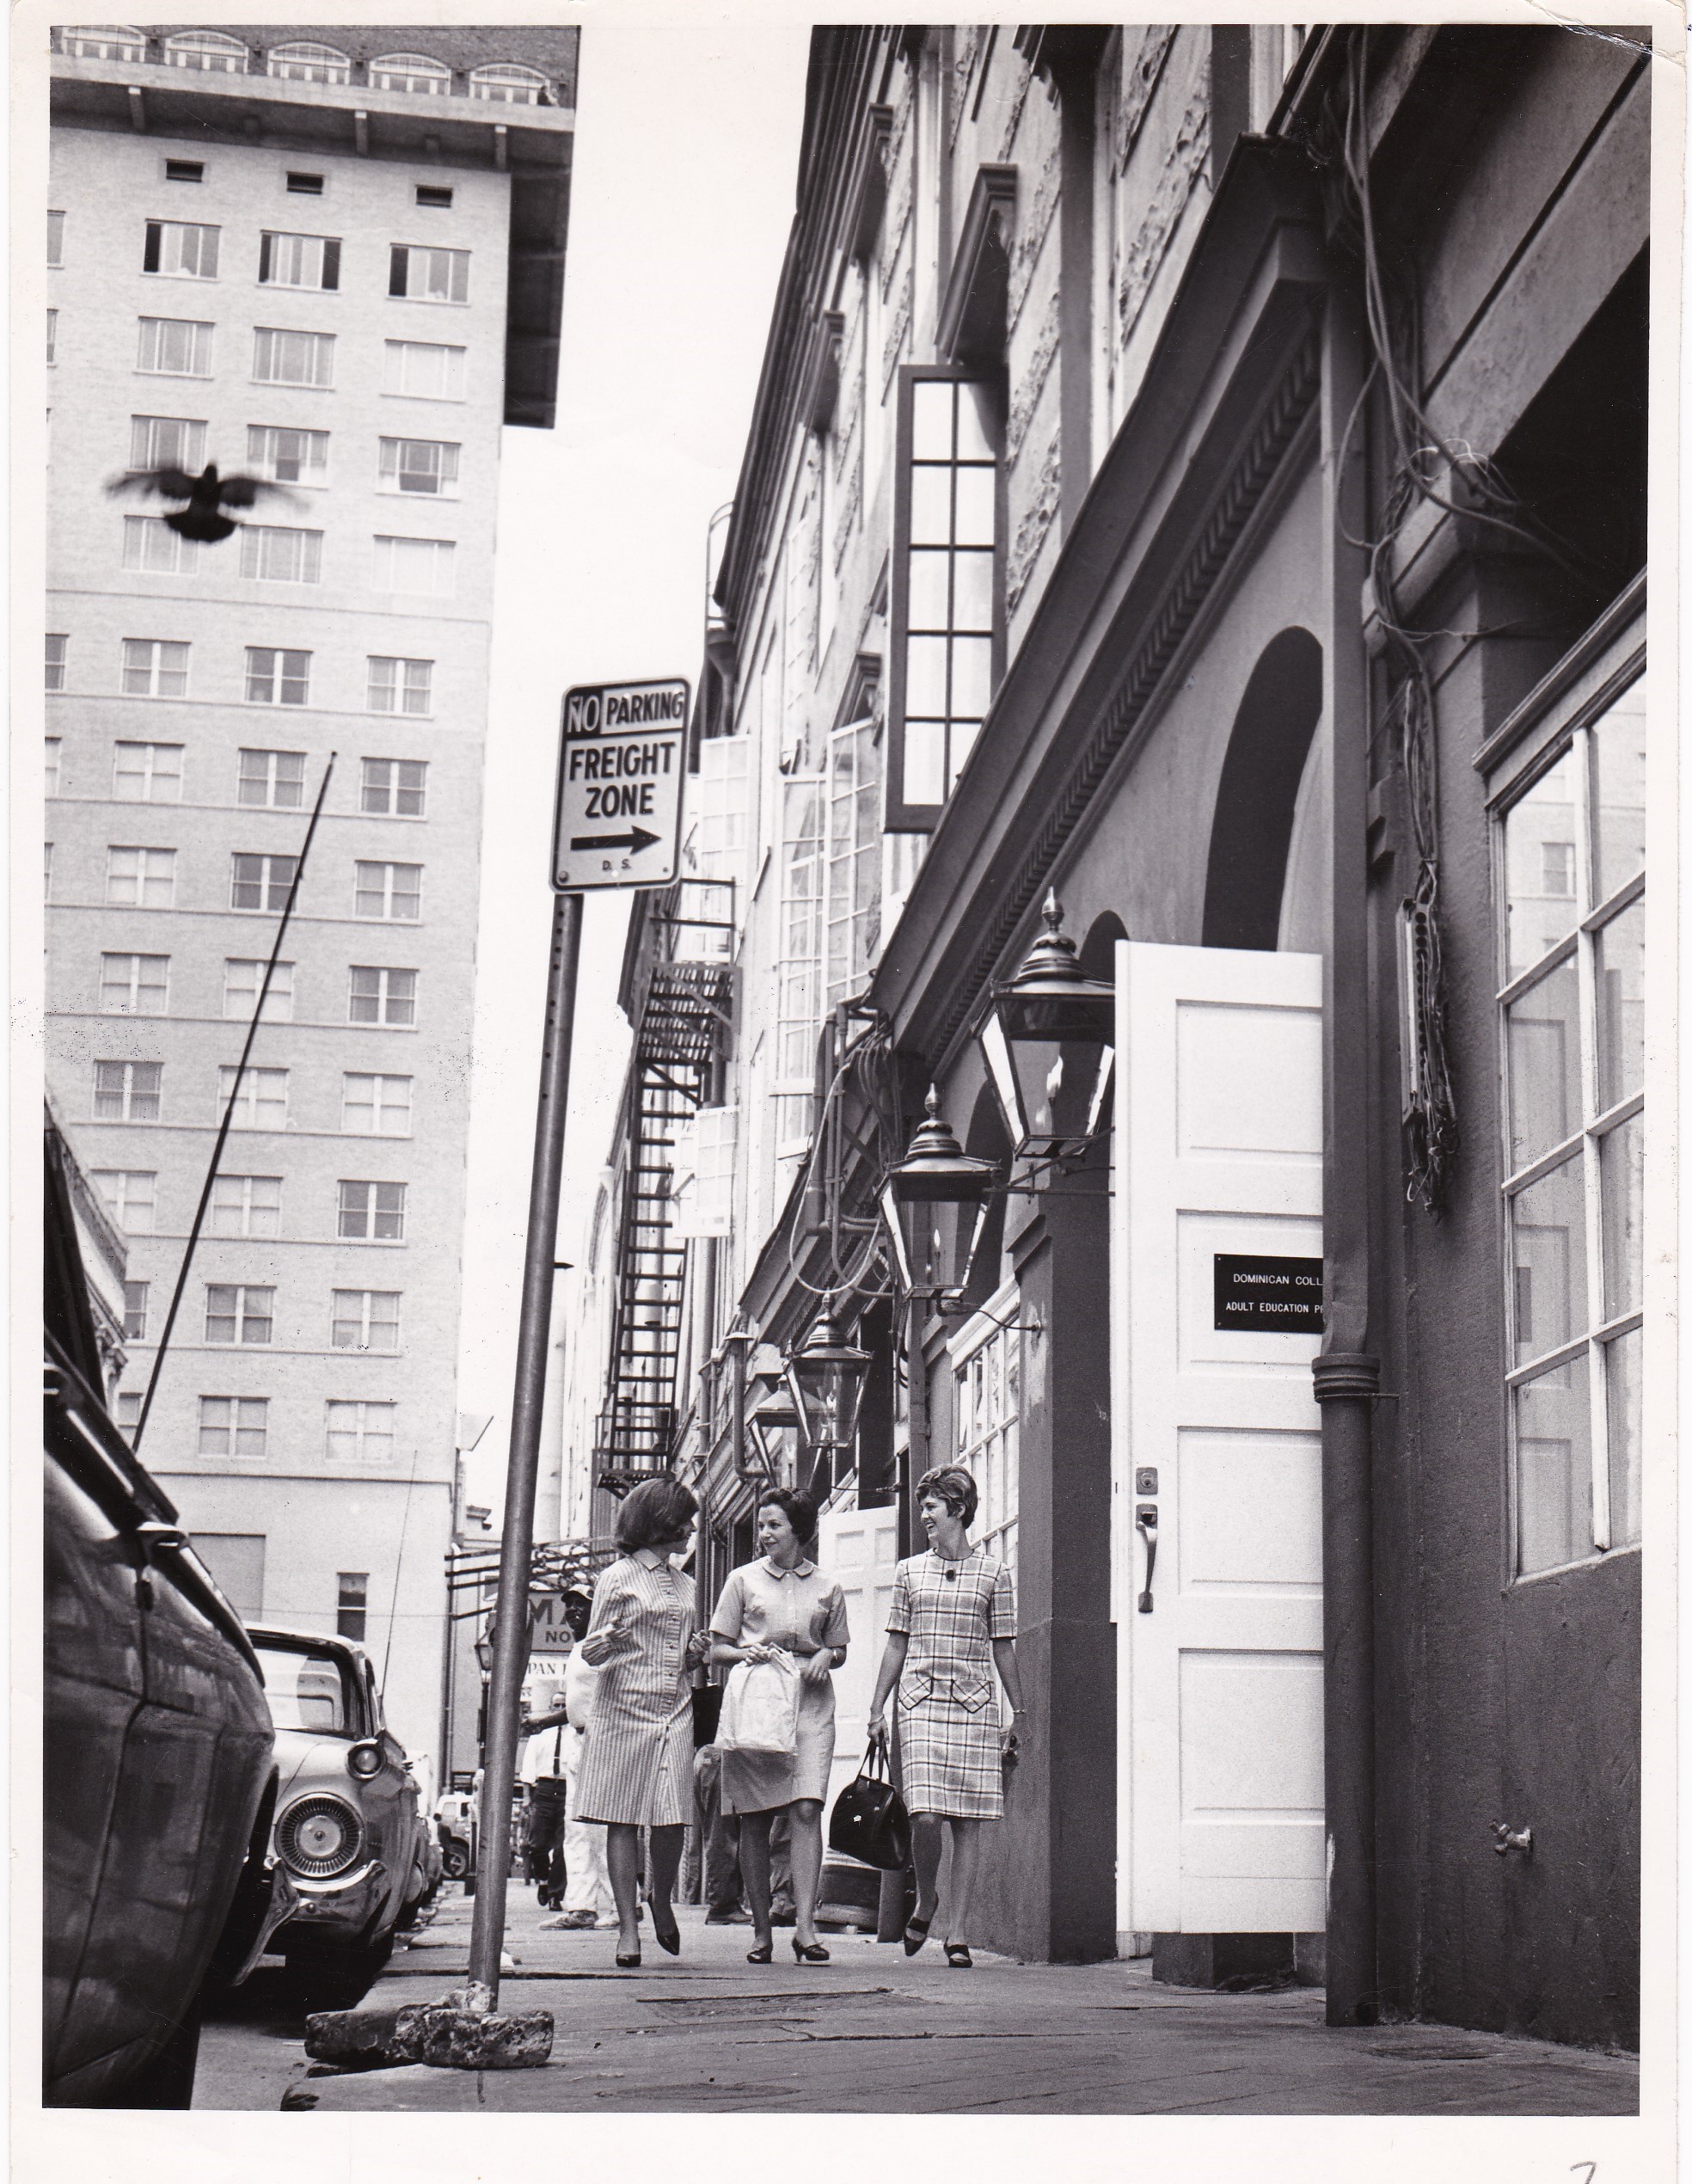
570;826;661;855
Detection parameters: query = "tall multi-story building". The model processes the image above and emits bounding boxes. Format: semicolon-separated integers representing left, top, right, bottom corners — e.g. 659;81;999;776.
43;25;578;1761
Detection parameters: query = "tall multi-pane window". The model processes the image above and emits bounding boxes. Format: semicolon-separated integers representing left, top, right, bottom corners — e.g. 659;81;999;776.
144;220;220;279
389;246;469;303
46;636;67;692
92;1169;156;1235
95;1059;162;1121
48;209;64;265
1496;671;1645;1577
123;517;199;575
237;747;305;808
252;327;334;388
825;717;880;1008
367;656;432;715
258;231;341;291
339;1180;408;1241
337;1572;369;1641
100;952;169;1014
219;1064;289;1129
240;525;322;584
372;536;454;595
355;861;422;919
224;958;294;1022
332;1289;401;1351
114;1394;142;1442
377;437;460;494
209;1174;282;1236
889;371;1000;823
199;1396;269;1458
245;647;310;705
382;340;466;400
137;316;214;376
953;1292;1021;1574
247;425;328;485
123;1280;150;1340
106;846;176;907
360;758;427;816
775;776;825;1156
46;738;63;794
342;1073;412;1135
326;1400;395;1464
131;415;207;473
348;966;417;1027
121;637;190;697
231;852;298;911
114;741;183;801
205;1284;274;1344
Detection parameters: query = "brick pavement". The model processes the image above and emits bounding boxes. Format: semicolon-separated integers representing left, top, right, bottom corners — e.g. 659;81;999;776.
199;1882;1639;2115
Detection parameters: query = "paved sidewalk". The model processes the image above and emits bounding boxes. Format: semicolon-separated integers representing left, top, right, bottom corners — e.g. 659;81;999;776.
203;1884;1639;2115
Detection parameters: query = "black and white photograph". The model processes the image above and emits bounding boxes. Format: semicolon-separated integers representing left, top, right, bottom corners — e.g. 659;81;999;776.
22;4;1676;2165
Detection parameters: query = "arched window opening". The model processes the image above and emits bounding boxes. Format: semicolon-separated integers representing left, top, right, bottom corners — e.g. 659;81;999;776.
1201;628;1324;952
60;25;146;60
163;29;247;71
371;52;451;95
267;41;351;84
469;62;548;104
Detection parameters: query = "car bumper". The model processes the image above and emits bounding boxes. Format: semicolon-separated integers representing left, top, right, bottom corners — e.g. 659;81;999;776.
274;1862;389;1950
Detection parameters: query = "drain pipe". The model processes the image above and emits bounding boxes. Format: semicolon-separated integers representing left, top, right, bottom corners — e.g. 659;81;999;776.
1317;275;1380;2029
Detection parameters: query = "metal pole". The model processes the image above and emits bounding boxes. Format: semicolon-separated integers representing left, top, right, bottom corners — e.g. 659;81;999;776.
467;889;585;2005
132;752;336;1455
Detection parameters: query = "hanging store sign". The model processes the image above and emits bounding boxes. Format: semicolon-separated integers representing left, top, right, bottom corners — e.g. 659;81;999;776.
552;678;690;891
1212;1254;1324;1334
527;1592;578;1655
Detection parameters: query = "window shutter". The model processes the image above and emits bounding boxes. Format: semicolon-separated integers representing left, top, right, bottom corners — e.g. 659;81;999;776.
258;230;272;283
322;236;340;291
143;221;160;273
389;246;408;298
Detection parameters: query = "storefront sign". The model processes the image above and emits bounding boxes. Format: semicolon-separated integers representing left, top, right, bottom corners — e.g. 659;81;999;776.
1212;1253;1324;1333
552;678;690;891
527;1592;577;1653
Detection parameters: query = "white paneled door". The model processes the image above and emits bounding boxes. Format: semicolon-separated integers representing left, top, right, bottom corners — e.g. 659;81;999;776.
816;1500;901;1831
1112;941;1326;1936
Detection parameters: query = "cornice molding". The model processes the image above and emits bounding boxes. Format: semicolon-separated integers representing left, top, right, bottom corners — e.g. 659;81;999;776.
937;162;1017;365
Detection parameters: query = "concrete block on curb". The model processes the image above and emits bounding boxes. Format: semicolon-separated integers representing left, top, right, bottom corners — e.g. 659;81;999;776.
304;2001;555;2073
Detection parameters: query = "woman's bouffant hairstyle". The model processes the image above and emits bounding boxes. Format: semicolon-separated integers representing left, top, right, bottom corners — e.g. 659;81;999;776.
757;1486;818;1546
916;1464;978;1528
615;1476;700;1552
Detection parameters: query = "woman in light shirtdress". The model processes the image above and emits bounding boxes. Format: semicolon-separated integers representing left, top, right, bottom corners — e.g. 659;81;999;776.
710;1488;850;1964
574;1477;711;1968
867;1465;1025;1968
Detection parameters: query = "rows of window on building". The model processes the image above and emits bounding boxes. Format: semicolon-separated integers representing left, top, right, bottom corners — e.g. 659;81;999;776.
55;27;563;102
49;183;479;593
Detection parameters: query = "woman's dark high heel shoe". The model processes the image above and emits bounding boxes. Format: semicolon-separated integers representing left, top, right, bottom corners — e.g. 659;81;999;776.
792;1936;831;1963
944;1942;973;1969
616;1949;641;1969
745;1941;774;1965
652;1906;681;1956
902;1915;931;1958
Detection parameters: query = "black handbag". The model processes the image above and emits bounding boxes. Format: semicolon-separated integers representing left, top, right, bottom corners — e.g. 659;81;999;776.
827;1740;911;1872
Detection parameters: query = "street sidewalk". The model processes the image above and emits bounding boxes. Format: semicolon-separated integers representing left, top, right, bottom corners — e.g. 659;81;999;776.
205;1882;1640;2115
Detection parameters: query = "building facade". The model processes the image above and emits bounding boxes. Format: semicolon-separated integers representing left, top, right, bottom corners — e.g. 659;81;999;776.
43;25;577;1760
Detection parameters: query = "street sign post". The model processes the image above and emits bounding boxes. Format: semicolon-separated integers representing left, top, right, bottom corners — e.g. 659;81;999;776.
552;678;690;892
467;672;692;2015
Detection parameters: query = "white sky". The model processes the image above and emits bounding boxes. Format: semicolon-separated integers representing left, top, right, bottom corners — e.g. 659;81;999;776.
457;25;810;1514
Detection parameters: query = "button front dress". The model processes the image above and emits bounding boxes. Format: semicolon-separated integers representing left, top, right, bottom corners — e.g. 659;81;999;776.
573;1552;697;1829
888;1548;1016;1819
710;1557;850;1817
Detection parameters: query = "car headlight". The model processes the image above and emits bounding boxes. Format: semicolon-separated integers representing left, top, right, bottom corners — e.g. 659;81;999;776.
347;1741;383;1780
277;1794;366;1880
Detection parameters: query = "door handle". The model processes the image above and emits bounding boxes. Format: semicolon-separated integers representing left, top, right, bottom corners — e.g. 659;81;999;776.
1135;1505;1158;1613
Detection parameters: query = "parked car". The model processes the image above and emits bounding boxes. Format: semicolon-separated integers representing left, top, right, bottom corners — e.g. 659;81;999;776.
45;1125;290;2108
433;1788;475;1880
249;1626;425;2003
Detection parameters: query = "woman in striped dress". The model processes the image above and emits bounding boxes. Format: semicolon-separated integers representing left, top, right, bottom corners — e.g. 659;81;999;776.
574;1477;710;1968
867;1466;1025;1969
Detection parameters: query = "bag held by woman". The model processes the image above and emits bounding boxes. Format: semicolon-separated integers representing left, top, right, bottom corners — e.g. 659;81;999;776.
827;1740;911;1871
717;1653;800;1756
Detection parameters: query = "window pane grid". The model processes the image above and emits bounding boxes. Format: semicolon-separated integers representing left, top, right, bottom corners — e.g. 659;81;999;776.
367;655;433;715
237;747;306;807
246;424;328;485
901;378;997;808
199;1396;268;1459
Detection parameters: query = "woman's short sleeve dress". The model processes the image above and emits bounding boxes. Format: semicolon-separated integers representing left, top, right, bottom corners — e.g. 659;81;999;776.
710;1558;850;1817
573;1554;697;1829
886;1548;1015;1819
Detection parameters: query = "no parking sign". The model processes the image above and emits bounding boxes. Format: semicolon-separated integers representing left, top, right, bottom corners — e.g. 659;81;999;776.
551;678;690;891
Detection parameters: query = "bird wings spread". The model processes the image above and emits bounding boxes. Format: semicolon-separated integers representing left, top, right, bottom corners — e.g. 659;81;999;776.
107;467;201;500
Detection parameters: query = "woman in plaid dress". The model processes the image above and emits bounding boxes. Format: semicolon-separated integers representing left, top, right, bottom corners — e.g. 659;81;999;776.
868;1465;1026;1968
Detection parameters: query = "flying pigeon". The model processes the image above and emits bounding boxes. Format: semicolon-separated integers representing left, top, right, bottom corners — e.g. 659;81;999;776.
106;463;298;543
